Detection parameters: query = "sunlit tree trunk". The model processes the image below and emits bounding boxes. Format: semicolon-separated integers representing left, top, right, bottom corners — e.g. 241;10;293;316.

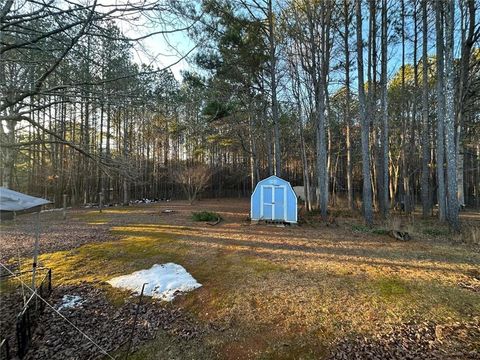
356;0;373;225
435;0;447;222
444;0;459;230
456;0;476;209
380;0;389;218
400;0;410;214
343;0;354;210
267;0;281;177
421;0;431;217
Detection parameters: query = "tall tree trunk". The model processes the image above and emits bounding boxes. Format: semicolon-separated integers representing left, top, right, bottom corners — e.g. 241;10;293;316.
304;0;328;218
323;6;332;210
435;0;447;222
368;0;379;212
356;0;373;226
316;82;328;219
264;102;273;176
380;0;389;218
1;118;17;187
421;0;431;217
444;0;459;230
268;0;281;177
400;0;410;214
291;57;313;211
249;113;258;191
412;0;419;214
344;1;354;210
456;0;476;208
298;98;312;212
300;125;312;211
317;4;329;220
123;107;129;205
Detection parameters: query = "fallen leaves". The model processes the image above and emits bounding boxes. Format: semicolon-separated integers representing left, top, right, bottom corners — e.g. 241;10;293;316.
329;319;480;359
22;284;203;360
0;212;115;264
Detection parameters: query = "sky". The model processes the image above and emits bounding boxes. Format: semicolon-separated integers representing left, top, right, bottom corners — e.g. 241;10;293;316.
125;25;194;81
99;0;195;81
103;0;467;86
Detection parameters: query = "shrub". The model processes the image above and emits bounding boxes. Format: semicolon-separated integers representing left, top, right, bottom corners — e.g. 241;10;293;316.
191;211;221;222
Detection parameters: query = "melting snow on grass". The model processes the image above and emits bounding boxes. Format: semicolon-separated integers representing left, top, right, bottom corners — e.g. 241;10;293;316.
57;295;84;310
107;263;202;301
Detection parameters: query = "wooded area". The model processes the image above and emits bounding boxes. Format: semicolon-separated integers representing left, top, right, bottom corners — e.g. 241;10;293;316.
1;0;479;230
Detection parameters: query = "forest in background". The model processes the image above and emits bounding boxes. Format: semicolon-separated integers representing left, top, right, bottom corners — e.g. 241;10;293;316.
1;0;479;231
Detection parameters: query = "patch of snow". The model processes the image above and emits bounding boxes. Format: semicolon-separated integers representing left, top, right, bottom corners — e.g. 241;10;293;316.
57;295;84;310
107;263;202;302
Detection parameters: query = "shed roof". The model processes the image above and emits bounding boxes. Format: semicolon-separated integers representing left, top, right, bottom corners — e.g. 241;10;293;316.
256;175;290;185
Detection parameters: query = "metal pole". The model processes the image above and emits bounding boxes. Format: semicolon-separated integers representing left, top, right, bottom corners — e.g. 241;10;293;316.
99;191;104;213
32;211;40;290
63;194;67;220
14;212;27;307
125;283;147;360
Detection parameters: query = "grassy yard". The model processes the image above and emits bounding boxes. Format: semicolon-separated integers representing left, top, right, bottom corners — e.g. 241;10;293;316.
2;199;479;359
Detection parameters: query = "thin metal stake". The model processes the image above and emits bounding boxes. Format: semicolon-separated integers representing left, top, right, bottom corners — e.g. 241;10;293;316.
99;191;104;213
31;211;40;290
63;194;67;220
125;283;147;360
32;211;41;311
14;212;27;307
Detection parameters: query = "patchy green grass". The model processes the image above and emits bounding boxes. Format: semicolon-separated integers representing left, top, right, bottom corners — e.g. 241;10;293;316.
38;226;189;285
375;277;409;297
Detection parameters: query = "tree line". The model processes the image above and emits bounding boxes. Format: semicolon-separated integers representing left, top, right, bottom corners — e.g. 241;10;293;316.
1;0;479;230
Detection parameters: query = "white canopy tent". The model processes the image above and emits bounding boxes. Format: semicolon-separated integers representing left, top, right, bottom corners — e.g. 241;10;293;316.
0;187;51;290
0;187;51;214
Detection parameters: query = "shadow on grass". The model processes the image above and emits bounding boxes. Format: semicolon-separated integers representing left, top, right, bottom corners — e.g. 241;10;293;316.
30;219;480;360
110;225;480;272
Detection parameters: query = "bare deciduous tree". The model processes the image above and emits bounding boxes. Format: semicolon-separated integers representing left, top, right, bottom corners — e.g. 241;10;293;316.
172;164;211;204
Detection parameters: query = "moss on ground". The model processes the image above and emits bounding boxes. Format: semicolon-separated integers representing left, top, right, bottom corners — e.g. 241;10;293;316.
38;230;188;285
375;277;409;297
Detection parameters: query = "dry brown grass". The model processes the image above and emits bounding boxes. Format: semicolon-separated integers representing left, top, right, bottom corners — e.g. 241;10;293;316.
2;199;479;359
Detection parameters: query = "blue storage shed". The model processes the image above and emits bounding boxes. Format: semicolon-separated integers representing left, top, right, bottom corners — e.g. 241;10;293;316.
251;175;298;223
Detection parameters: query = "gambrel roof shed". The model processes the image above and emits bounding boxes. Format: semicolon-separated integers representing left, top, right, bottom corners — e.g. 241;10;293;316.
250;176;298;223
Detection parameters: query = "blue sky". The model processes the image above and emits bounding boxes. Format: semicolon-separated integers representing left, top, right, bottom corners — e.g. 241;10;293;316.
110;0;467;85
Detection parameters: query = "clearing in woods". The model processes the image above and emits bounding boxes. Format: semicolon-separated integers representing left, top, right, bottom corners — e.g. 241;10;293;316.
1;199;479;359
